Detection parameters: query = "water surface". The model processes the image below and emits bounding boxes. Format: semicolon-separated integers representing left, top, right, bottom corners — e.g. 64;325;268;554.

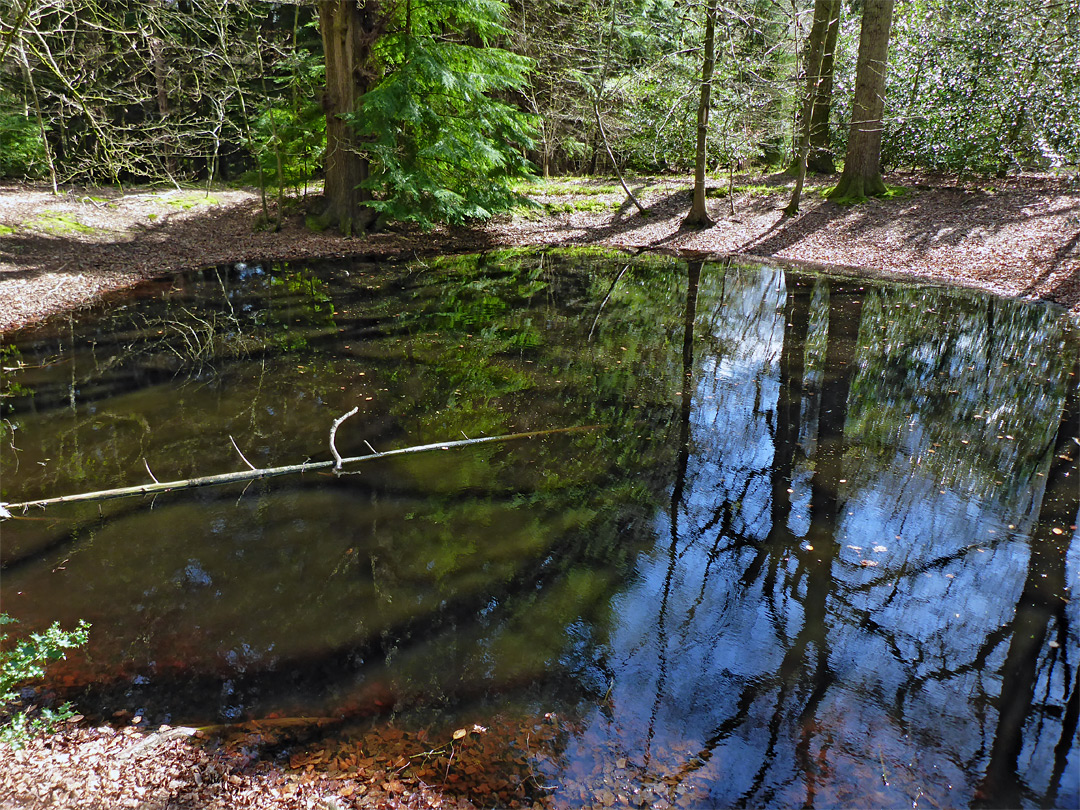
2;249;1077;808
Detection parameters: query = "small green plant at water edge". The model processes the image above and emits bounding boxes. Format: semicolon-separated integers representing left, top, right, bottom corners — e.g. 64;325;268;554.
1;614;90;747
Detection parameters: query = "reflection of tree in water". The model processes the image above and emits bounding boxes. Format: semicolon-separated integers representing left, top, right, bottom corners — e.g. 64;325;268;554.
4;251;1076;804
838;292;1078;806
1;248;695;725
974;351;1078;809
642;259;703;771
560;270;1078;808
667;277;860;806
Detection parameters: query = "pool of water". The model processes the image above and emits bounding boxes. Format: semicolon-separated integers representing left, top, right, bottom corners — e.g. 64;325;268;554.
2;248;1077;807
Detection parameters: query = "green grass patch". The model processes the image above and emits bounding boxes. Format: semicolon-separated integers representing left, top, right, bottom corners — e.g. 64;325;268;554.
541;199;618;215
0;224;15;235
25;213;98;235
515;177;623;196
824;184;912;205
739;182;793;196
707;182;795;198
165;193;221;210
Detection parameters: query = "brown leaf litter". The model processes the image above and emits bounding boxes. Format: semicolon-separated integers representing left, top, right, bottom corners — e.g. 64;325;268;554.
0;172;1077;336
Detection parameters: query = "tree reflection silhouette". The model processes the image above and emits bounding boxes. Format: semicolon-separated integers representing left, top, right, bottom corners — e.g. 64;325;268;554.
6;252;1078;807
976;354;1078;809
583;271;1076;809
642;260;702;771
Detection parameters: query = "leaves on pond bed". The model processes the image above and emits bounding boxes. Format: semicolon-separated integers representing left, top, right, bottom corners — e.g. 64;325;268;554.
275;711;737;809
275;713;565;807
2;707;948;808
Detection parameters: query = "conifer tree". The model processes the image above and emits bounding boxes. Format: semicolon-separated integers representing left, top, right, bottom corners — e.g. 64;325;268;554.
317;0;535;233
316;0;386;236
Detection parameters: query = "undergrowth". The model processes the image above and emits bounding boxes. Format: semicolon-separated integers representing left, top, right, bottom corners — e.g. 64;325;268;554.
1;614;90;747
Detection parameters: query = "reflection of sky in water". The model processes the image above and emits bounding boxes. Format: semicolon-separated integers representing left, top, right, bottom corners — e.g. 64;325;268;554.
549;265;1078;807
2;252;1075;808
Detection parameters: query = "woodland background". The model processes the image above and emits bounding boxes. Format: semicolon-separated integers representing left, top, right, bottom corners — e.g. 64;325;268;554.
1;0;1077;225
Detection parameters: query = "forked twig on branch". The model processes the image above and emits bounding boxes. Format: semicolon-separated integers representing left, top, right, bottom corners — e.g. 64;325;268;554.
329;406;360;473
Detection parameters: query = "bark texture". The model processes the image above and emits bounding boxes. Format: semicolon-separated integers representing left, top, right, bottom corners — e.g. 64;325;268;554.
318;0;384;235
807;0;841;174
829;0;894;202
682;0;717;229
790;0;840;178
785;0;835;216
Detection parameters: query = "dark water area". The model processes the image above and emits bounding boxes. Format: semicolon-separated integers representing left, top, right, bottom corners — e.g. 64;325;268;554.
1;248;1077;808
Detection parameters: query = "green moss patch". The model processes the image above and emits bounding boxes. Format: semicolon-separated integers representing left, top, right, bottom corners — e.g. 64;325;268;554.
26;213;98;235
516;178;623;196
541;199;618;214
165;193;221;210
826;184;911;205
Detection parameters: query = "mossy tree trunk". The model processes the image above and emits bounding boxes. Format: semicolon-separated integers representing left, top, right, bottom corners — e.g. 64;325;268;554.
785;0;834;216
683;0;717;229
807;0;841;174
828;0;894;202
789;0;840;177
317;0;385;235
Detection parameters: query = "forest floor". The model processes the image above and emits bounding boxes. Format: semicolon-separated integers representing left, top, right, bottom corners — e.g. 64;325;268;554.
0;171;1079;809
0;715;562;809
0;170;1078;336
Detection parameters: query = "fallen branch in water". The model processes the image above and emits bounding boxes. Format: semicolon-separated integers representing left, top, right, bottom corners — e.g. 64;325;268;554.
0;420;598;517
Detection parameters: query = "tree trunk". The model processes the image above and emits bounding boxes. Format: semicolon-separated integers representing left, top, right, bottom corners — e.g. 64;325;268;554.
149;36;169;119
828;0;894;202
973;358;1078;808
788;0;837;176
18;41;58;194
807;0;840;174
317;0;383;235
784;0;833;216
682;0;717;229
